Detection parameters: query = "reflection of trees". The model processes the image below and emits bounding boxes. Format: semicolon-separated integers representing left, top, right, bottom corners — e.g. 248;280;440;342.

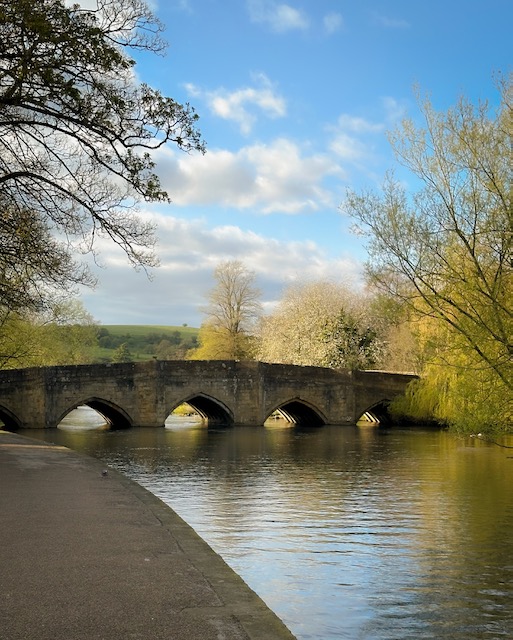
27;423;513;637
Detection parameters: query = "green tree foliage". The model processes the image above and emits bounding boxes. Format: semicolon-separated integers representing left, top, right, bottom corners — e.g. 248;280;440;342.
393;315;511;431
0;300;98;368
111;342;133;363
40;300;99;364
189;260;262;360
345;78;513;432
367;291;421;373
189;323;259;361
0;312;38;368
0;0;204;315
96;325;197;360
155;339;175;360
0;204;92;315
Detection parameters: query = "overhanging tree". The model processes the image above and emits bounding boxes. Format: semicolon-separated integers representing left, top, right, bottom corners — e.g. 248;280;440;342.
0;0;205;313
344;78;513;431
0;202;92;313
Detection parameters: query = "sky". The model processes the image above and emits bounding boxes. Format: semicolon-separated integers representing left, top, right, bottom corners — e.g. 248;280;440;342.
79;0;512;327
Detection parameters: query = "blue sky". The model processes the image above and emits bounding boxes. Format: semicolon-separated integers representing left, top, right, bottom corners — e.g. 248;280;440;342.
80;0;512;326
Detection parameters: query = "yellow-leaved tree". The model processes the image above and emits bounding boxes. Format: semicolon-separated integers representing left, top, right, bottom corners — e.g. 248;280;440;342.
189;260;262;360
345;78;513;432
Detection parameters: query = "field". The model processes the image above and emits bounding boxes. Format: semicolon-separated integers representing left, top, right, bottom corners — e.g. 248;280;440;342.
95;325;199;362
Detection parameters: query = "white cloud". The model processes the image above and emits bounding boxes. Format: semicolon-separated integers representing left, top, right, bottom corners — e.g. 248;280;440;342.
155;138;344;213
335;114;383;134
323;12;343;35
327;102;407;164
248;0;309;32
185;74;286;134
172;0;192;10
327;114;383;163
329;133;369;162
373;13;410;29
381;96;408;123
153;100;402;219
80;212;363;325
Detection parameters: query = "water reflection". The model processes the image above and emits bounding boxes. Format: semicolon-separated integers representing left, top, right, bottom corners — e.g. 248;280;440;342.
23;414;513;640
58;406;109;430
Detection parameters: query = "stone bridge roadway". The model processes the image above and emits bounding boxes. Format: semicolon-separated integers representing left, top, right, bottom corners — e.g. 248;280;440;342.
0;360;417;430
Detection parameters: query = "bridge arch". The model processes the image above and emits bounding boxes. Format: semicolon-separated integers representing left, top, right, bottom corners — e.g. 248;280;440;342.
170;394;234;427
266;399;327;427
0;362;417;429
357;400;391;425
56;398;133;430
0;405;22;431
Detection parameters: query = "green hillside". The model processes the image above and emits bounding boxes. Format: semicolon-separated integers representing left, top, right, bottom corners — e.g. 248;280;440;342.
95;325;199;362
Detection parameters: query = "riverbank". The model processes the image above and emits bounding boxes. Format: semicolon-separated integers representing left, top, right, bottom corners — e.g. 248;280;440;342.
0;430;295;640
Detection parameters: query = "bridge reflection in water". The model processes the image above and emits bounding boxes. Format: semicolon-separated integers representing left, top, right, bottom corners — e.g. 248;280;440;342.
0;360;417;431
22;420;513;640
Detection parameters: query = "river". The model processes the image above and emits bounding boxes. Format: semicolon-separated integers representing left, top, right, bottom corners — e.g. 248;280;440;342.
22;410;513;640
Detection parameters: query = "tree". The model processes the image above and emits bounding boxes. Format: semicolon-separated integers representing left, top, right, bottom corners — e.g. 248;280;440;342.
155;339;175;360
258;281;342;366
344;78;513;431
190;323;259;361
0;312;38;369
189;260;262;360
366;290;421;373
112;342;133;363
258;280;385;368
0;203;92;315
0;0;205;315
322;310;384;370
0;299;98;368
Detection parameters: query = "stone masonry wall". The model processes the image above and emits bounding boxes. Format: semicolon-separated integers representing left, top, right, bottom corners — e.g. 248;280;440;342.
0;361;418;429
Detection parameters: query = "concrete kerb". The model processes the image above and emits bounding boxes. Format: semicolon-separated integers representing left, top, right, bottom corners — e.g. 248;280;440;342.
0;430;296;640
110;464;296;639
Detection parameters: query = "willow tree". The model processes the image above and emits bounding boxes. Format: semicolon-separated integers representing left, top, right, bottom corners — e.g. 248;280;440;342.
0;0;205;315
344;78;513;431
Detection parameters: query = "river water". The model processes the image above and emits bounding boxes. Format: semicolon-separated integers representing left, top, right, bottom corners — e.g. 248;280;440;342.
22;410;513;640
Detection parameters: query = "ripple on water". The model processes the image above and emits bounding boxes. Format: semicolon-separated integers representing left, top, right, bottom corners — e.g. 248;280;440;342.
21;422;513;640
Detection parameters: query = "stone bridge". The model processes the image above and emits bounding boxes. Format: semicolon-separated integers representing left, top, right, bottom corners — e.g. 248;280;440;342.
0;360;417;430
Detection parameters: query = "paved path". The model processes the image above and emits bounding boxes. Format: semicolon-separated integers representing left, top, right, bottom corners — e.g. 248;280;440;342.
0;431;296;640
